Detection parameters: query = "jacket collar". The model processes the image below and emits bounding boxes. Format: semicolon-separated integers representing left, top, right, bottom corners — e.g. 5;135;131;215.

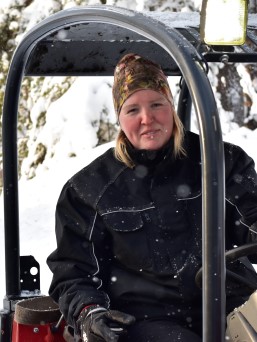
127;138;174;167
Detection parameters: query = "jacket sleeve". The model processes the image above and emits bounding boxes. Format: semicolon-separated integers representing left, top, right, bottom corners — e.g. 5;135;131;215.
225;142;257;260
47;180;110;328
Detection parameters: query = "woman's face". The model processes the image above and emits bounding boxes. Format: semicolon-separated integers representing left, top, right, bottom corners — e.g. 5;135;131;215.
119;89;174;150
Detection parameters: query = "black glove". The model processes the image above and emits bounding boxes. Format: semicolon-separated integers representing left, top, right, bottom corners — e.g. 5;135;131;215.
77;305;135;342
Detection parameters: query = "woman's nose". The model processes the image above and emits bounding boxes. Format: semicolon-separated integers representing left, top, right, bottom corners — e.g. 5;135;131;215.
140;109;153;124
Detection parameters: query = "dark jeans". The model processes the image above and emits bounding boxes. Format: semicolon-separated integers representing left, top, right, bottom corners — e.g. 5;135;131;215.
119;317;202;342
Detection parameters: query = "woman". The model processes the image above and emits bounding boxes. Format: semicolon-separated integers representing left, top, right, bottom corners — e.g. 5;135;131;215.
47;53;257;342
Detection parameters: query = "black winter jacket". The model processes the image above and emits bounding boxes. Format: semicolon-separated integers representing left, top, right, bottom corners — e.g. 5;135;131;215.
47;131;257;328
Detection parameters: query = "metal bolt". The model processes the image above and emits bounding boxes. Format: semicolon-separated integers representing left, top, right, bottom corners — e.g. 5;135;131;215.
33;327;39;333
220;54;229;64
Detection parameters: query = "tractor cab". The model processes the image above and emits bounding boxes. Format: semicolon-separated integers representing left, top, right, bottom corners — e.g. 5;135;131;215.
1;1;257;341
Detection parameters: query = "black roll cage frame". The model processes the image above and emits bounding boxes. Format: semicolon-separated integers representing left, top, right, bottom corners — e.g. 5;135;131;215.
2;4;257;342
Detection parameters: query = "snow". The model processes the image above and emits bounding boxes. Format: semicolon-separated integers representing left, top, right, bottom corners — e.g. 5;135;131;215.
146;11;200;27
1;0;257;311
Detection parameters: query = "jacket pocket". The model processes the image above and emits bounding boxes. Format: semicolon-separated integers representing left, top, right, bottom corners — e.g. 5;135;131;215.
102;210;144;232
102;210;152;270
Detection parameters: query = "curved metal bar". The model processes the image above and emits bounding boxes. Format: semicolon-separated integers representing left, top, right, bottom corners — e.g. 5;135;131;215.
2;6;225;341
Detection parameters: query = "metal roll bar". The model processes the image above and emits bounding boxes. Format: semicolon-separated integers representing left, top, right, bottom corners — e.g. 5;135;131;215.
2;5;225;341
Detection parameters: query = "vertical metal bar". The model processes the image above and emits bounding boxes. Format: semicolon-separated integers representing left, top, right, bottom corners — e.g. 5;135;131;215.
201;116;226;341
177;73;225;341
188;68;226;341
0;309;12;342
2;68;22;297
177;79;192;130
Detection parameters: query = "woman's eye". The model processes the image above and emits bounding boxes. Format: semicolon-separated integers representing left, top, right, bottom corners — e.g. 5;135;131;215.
152;102;162;108
127;108;138;114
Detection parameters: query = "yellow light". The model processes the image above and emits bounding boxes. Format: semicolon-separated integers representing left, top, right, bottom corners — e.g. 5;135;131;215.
200;0;248;45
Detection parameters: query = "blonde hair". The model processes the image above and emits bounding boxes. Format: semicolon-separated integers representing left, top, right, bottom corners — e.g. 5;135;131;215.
114;109;186;168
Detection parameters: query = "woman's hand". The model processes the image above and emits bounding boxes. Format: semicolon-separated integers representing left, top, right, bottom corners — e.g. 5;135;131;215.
77;306;135;341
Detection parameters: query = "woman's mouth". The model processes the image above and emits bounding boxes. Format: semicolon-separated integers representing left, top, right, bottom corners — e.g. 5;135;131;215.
142;129;159;137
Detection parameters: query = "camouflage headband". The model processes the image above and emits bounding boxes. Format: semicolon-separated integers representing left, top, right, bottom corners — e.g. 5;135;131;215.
112;53;173;115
